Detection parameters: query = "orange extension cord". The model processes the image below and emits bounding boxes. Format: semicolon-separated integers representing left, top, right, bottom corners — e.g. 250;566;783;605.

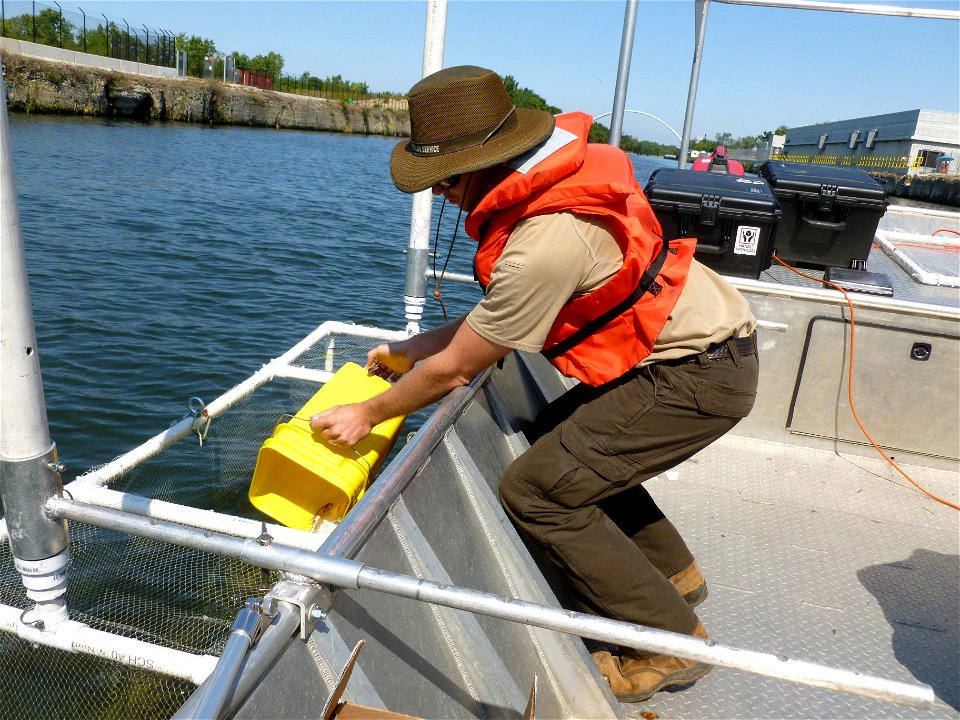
772;253;959;511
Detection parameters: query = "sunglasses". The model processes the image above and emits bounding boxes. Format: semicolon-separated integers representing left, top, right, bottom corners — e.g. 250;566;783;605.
436;175;461;190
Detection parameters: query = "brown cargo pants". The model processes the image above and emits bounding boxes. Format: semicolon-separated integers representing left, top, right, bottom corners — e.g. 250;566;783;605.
499;340;758;635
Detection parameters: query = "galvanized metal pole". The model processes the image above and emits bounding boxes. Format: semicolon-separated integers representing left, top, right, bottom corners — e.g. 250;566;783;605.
609;0;638;148
0;65;71;629
403;0;448;335
716;0;959;21
678;0;711;169
46;496;938;710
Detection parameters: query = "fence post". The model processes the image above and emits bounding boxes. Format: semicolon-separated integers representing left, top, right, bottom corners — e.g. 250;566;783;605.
143;25;149;65
32;0;36;42
1;0;5;39
54;1;62;47
79;7;86;53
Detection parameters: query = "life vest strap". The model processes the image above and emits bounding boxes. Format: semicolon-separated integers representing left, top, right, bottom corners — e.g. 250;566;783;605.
542;239;671;360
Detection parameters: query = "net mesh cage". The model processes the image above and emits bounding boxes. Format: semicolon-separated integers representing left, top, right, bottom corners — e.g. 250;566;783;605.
0;330;387;720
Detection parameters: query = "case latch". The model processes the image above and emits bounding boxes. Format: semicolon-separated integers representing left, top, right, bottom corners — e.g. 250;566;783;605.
818;184;838;212
700;195;720;225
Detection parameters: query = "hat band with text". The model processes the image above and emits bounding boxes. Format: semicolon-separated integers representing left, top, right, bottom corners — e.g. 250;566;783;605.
409;109;518;157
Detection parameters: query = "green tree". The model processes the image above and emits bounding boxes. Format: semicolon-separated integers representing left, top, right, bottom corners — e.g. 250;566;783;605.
250;51;284;78
502;75;561;114
589;122;610;144
5;9;75;46
231;52;251;70
177;33;217;78
83;23;110;56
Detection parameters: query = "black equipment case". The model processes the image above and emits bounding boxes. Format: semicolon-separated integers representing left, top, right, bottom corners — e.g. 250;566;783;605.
756;161;888;269
644;168;781;279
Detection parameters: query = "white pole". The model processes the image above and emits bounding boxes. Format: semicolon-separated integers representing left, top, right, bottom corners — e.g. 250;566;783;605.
403;0;448;335
0;603;218;685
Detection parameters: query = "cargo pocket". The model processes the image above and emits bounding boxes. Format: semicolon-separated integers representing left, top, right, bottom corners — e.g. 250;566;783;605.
694;379;756;418
559;413;656;487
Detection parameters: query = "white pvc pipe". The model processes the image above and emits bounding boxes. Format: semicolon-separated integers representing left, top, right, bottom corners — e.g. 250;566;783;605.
886;205;960;220
729;276;960;320
71;320;405;487
0;603;219;685
875;231;960;287
67;485;333;552
879;229;960;247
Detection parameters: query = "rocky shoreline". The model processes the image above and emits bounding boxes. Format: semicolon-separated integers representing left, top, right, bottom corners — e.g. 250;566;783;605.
1;52;411;136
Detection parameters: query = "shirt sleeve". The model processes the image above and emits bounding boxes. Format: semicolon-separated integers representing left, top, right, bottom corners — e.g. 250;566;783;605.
466;213;616;352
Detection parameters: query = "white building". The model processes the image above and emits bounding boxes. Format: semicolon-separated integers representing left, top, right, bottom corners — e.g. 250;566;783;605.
782;109;959;174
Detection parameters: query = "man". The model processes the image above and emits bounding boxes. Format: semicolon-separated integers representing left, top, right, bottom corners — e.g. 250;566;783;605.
311;65;758;702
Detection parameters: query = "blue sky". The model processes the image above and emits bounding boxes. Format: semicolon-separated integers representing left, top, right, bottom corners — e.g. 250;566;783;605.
30;0;960;145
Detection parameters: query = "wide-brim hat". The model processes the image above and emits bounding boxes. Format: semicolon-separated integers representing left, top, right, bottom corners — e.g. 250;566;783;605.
391;66;555;194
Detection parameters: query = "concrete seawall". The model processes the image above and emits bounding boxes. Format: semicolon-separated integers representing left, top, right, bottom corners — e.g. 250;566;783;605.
868;171;960;208
1;51;411;137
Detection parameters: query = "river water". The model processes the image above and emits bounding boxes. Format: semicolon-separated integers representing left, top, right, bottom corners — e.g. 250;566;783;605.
8;114;675;482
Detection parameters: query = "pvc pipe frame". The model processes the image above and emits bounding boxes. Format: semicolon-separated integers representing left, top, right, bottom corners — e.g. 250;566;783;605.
875;230;960;287
46;496;937;710
0;603;218;685
0;321;406;544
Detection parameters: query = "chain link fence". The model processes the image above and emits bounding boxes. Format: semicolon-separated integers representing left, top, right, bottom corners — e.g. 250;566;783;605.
1;0;177;67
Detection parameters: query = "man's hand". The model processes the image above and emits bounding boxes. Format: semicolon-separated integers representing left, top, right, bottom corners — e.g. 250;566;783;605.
309;404;373;448
366;343;415;382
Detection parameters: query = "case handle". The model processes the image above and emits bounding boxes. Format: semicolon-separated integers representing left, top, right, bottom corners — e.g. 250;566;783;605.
694;241;729;254
801;216;847;231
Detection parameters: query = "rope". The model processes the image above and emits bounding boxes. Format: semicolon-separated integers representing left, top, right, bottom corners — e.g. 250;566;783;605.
431;176;471;322
773;253;959;511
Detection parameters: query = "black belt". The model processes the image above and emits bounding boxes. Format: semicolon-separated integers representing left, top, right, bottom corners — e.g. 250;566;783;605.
671;333;757;365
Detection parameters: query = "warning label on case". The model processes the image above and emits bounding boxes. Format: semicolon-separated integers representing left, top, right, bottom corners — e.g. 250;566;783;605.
734;226;761;256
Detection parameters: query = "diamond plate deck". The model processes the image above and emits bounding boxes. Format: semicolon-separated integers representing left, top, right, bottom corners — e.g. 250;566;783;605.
621;434;959;719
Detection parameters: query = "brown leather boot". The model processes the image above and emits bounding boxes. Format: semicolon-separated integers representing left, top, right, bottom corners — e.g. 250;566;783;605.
668;560;708;607
592;621;712;703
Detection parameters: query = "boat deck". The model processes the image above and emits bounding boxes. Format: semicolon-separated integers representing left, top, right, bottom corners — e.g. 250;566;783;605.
623;433;958;718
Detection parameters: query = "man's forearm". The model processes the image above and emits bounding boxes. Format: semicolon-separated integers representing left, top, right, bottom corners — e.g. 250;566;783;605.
403;315;468;362
364;349;475;424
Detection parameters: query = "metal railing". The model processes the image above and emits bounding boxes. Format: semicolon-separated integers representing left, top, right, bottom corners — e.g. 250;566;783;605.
771;153;924;169
1;0;177;66
270;74;407;111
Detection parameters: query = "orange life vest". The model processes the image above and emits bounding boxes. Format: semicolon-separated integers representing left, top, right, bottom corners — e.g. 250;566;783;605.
468;112;695;386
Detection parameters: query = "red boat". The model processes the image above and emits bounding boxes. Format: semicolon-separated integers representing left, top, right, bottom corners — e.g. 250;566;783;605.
691;145;745;175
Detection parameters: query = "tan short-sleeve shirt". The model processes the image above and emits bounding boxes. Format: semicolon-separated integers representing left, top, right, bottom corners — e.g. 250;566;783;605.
466;211;756;364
